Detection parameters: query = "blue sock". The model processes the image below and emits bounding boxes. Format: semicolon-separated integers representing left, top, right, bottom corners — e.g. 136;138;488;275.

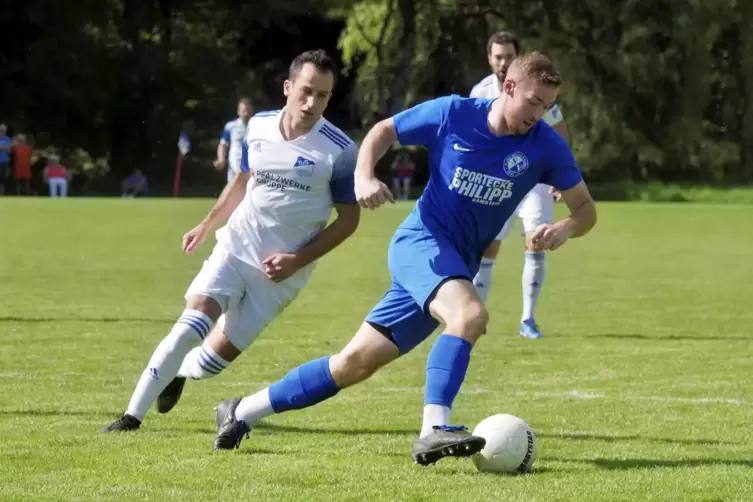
424;334;472;407
268;356;340;413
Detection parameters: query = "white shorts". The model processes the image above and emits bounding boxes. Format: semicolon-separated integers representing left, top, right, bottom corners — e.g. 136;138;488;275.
496;183;554;240
185;245;301;351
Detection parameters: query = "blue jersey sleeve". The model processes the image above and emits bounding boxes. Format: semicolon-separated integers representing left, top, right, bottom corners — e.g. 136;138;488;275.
220;123;231;144
330;142;358;204
539;135;583;191
393;96;453;147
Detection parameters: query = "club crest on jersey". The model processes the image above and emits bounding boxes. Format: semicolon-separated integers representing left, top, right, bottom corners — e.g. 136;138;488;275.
293;156;316;177
449;167;513;206
503;152;529;178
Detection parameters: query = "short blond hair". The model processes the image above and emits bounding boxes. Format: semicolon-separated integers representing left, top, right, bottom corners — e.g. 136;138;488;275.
507;52;562;87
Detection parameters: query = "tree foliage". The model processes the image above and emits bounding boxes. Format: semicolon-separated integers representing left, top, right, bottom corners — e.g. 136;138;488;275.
0;0;751;193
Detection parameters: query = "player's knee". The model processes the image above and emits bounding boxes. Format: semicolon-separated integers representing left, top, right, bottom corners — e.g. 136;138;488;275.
185;295;223;320
445;302;488;342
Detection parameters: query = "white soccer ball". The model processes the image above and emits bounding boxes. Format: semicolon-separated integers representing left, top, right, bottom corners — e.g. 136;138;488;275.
471;414;538;474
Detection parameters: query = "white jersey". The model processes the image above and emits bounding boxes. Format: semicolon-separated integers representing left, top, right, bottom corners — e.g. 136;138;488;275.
220;117;249;177
216;109;357;288
469;74;564;126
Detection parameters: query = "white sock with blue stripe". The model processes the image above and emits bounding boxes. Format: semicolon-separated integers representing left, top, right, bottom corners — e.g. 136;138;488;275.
178;343;230;379
125;309;213;420
473;258;495;304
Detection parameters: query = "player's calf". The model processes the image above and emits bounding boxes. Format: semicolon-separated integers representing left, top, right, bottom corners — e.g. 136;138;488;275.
328;322;399;388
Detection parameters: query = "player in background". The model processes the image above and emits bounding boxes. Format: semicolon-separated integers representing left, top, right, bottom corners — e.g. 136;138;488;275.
215;98;252;183
102;49;360;432
211;53;597;465
470;31;571;340
391;149;416;200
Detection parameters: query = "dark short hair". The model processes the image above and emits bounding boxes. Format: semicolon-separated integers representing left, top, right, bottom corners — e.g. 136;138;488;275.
289;49;338;82
487;31;521;57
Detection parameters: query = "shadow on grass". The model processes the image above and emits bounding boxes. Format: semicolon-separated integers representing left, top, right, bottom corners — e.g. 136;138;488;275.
255;422;416;437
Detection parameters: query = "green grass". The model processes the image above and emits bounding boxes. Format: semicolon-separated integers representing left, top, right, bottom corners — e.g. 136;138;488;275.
0;198;751;501
588;181;753;203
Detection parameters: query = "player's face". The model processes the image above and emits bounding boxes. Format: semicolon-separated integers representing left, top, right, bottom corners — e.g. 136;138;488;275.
284;63;334;129
488;43;518;83
503;77;559;134
237;102;251;123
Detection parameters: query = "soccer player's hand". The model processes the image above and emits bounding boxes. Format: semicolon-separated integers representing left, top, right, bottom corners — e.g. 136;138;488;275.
213;159;226;171
183;223;210;254
548;186;563;202
355;176;394;209
529;222;571;251
262;253;299;282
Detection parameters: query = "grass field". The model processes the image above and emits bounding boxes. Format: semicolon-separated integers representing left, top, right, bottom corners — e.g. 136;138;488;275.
0;198;751;501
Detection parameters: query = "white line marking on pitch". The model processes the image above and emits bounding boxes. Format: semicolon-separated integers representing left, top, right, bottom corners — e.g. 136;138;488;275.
378;387;750;405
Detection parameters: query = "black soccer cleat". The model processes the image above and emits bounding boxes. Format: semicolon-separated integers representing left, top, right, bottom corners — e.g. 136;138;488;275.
156;377;186;414
101;413;141;433
411;425;486;466
212;398;250;450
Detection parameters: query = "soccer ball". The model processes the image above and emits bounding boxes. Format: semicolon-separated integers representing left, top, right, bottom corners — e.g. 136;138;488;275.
471;414;538;474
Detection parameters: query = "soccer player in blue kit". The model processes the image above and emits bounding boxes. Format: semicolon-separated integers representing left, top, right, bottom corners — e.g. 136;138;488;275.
211;52;597;465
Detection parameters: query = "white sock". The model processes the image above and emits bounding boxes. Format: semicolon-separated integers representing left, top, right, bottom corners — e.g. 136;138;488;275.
125;309;213;420
473;258;495;305
177;344;230;379
522;251;546;321
234;388;275;426
420;404;451;438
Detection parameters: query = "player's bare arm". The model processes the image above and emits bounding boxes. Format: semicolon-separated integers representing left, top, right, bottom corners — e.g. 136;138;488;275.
354;118;396;209
214;142;228;170
530;180;596;251
183;171;250;253
263;203;360;282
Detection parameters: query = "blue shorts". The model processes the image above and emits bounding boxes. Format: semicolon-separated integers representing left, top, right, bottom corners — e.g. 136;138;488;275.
364;226;475;355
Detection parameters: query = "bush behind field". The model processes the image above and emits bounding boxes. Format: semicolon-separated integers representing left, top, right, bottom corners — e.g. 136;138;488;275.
587;181;753;203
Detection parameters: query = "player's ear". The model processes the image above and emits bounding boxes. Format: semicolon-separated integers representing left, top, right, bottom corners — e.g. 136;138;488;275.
283;79;292;96
503;79;515;96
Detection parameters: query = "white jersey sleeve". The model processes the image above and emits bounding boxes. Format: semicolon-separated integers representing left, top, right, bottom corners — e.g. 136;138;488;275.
470;74;498;99
542;103;564;126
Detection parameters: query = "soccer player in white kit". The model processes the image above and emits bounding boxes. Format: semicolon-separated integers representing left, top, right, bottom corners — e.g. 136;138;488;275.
102;49;360;432
215;98;252;182
469;31;571;340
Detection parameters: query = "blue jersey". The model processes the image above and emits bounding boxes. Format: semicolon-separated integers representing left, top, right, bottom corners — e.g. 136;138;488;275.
364;95;583;355
393;95;582;265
